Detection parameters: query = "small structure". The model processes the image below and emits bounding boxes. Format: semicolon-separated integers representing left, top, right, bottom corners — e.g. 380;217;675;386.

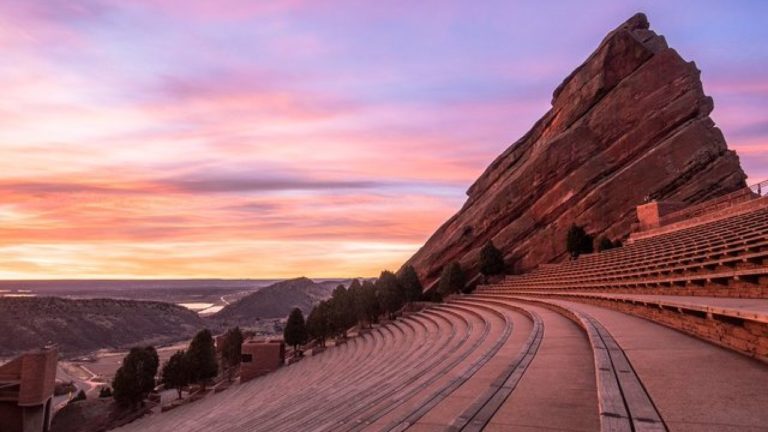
0;348;58;432
635;200;686;231
240;338;285;382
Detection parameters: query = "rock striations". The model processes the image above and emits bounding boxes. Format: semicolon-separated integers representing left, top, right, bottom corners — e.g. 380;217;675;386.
407;13;747;289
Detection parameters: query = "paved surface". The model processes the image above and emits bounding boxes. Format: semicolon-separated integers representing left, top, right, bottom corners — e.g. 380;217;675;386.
482;302;599;432
547;299;768;432
560;293;768;315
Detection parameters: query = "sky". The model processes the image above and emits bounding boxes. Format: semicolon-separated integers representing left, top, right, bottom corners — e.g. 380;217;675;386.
0;0;766;279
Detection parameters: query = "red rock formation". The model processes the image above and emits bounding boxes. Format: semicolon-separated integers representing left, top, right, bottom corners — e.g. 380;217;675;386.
406;13;747;289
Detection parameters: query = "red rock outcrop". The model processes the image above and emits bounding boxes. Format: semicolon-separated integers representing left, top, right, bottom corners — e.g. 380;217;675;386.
406;13;747;289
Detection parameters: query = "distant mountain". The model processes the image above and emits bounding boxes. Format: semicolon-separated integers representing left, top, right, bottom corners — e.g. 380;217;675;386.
0;297;205;358
211;277;340;326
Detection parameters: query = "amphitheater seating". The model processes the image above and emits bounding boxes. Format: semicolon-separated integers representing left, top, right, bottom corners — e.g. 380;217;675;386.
482;199;768;297
115;193;768;432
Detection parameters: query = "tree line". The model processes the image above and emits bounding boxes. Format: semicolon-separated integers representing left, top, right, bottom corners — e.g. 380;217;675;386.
111;326;244;406
284;241;508;350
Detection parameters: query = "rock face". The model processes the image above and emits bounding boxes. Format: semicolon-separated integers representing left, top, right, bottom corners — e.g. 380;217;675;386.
407;13;747;289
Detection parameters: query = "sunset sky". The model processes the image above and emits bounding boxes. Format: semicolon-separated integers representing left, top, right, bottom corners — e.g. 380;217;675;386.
1;1;766;279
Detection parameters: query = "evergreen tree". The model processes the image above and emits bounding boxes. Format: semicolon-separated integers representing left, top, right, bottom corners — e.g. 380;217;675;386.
161;350;190;399
284;308;309;351
220;327;244;370
566;224;594;258
479;241;505;276
329;284;354;337
398;265;423;304
185;329;218;386
438;262;467;296
112;346;159;407
361;280;381;325
348;279;367;327
376;270;404;319
307;300;332;346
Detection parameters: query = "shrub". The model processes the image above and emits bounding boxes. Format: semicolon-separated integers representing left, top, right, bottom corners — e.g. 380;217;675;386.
479;241;505;277
421;289;443;303
71;389;86;403
566;224;593;258
596;236;615;252
438;262;466;296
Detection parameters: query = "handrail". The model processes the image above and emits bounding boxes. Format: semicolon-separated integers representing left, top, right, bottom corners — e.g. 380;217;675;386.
750;179;767;197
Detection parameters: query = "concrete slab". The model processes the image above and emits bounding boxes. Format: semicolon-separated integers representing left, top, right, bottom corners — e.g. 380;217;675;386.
485;303;599;432
551;300;768;431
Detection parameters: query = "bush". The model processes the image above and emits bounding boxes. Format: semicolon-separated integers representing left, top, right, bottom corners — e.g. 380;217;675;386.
284;308;308;351
71;389;86;403
566;224;593;258
98;386;112;398
421;289;443;303
438;262;466;296
596;236;614;252
479;241;505;277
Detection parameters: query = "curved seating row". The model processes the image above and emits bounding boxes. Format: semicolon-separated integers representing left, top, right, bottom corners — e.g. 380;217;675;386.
481;204;768;297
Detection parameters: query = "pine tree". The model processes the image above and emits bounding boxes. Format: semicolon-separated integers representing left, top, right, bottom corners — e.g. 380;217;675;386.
284;308;308;352
361;280;381;325
220;327;244;371
479;241;505;276
161;350;190;399
398;265;423;304
349;279;367;327
329;284;354;337
185;329;218;387
438;262;467;296
112;346;159;407
376;270;404;319
307;301;331;346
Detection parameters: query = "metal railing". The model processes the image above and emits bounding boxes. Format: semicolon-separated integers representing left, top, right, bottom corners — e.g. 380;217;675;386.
750;179;767;197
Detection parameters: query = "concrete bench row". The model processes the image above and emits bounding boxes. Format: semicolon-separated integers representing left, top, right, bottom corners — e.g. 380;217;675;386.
491;291;768;363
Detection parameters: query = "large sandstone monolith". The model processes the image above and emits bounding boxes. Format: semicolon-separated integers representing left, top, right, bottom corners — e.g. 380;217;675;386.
407;13;746;289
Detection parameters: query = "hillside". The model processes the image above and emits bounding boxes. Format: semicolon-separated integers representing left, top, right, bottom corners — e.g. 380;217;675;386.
211;277;338;326
0;297;205;358
406;13;746;288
